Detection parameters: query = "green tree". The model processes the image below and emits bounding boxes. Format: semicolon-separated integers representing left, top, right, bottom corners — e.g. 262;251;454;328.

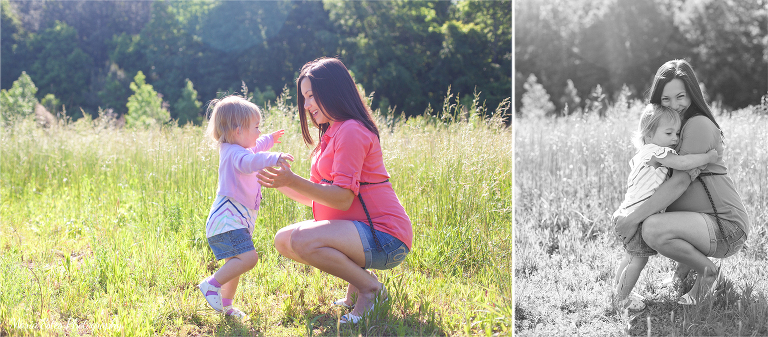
125;71;170;128
447;0;511;113
235;0;337;102
1;0;30;90
173;78;202;126
40;93;61;116
325;0;449;115
251;86;277;108
96;64;133;117
27;20;94;116
138;1;228;108
0;72;38;123
34;1;151;68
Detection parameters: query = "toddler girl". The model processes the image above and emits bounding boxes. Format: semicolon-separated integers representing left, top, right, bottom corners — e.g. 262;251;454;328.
612;104;718;311
198;95;293;319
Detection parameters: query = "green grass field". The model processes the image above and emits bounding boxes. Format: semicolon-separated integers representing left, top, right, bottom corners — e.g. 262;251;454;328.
0;95;512;336
514;104;768;336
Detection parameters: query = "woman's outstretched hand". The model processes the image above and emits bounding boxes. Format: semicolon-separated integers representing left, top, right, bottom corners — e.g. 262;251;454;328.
257;161;295;188
614;214;640;245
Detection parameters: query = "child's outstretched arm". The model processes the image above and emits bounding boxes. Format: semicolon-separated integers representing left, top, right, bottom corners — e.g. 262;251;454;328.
233;151;292;174
276;153;293;169
271;129;285;143
250;130;285;152
652;149;718;171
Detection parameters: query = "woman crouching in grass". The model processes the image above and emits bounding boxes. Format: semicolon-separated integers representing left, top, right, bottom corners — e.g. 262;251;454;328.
256;57;412;324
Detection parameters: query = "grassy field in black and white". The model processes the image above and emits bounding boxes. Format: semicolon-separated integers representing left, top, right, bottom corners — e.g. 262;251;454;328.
515;102;768;336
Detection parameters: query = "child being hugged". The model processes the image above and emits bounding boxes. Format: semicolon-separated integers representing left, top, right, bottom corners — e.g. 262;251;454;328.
199;95;293;319
612;104;718;311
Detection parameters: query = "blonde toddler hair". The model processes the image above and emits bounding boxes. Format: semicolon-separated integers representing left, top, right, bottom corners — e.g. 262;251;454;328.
633;104;680;149
205;95;261;145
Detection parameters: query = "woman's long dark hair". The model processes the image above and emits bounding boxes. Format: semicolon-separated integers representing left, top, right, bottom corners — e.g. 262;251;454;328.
648;59;722;133
296;57;379;156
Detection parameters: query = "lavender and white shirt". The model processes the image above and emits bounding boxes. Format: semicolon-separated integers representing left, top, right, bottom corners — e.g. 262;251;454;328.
206;135;281;238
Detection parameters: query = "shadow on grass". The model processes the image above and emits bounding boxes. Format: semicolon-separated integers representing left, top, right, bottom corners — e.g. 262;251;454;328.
213;317;253;337
293;303;449;337
620;277;768;336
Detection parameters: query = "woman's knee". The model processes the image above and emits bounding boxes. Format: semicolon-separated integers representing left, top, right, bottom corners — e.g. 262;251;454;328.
288;227;317;256
641;217;668;248
274;227;293;255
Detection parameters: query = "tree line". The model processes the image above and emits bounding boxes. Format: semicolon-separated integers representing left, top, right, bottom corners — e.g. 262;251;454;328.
1;0;511;122
515;0;767;117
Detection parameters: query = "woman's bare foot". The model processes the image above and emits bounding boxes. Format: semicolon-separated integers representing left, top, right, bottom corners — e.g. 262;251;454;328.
348;281;385;318
663;263;693;295
338;283;357;307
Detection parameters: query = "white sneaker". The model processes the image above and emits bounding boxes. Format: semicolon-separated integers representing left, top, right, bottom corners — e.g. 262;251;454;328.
198;279;223;312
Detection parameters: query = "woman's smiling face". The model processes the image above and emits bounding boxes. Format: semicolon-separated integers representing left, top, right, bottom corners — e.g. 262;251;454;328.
301;77;332;125
660;78;690;115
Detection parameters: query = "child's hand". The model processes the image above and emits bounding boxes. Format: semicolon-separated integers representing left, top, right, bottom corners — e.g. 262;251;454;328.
271;129;286;143
277;153;294;168
706;149;719;163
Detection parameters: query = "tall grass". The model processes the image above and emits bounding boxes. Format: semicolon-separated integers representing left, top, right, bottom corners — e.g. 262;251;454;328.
0;93;512;336
515;103;768;336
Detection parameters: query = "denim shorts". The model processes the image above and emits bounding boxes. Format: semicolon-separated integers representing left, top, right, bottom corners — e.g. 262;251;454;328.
703;213;746;258
615;218;658;258
207;228;255;260
353;221;409;270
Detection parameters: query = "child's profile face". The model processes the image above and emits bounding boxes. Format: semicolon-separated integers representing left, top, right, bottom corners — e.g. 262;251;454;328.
647;115;680;148
234;115;262;148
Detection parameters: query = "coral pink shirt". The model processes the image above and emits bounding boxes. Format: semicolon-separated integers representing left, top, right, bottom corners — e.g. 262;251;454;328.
310;119;413;250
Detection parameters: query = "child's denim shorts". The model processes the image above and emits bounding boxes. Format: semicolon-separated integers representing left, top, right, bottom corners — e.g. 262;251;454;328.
703;213;746;258
207;228;255;260
353;220;409;270
614;218;657;258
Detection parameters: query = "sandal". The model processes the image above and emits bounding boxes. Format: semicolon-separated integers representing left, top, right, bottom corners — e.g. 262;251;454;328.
678;269;722;306
339;312;363;324
615;292;646;311
198;279;223;312
333;298;354;309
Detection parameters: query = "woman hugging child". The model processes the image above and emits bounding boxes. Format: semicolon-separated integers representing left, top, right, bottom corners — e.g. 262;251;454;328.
612;104;718;311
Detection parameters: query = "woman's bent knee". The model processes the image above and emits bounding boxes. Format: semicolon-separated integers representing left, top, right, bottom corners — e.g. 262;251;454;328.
288;227;316;256
641;217;667;248
274;227;293;255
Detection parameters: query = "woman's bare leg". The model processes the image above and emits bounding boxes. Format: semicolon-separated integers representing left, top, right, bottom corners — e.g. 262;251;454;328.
340;270;378;306
642;212;719;299
274;221;312;265
285;220;383;317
